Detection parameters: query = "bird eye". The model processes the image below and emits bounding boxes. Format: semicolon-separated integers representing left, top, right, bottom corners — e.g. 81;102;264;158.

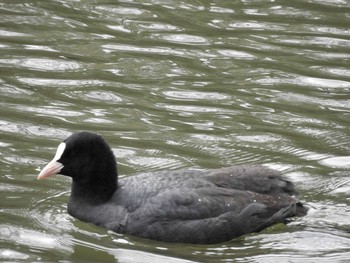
66;149;76;158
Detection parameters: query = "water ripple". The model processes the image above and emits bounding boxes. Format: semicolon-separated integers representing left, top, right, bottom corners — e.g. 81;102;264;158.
0;58;80;71
1;0;350;262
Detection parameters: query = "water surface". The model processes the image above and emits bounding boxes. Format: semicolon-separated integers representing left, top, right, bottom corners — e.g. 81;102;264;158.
1;0;350;262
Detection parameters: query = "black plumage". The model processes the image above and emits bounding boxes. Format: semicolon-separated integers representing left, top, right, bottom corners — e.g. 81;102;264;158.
38;132;307;244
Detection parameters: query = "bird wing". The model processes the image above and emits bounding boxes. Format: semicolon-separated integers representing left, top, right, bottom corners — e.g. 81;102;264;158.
205;165;299;196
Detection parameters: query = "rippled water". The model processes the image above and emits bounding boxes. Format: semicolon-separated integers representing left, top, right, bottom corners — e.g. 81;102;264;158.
1;0;350;262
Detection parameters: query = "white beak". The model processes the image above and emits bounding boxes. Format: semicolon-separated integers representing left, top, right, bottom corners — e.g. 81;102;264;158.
37;142;66;179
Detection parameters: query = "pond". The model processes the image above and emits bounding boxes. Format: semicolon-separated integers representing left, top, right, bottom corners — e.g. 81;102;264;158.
1;0;350;262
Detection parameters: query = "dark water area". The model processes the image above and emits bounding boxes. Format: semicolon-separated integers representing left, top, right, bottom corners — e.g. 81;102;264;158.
1;0;350;262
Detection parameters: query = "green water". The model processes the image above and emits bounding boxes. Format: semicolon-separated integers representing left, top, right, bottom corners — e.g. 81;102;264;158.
1;0;350;262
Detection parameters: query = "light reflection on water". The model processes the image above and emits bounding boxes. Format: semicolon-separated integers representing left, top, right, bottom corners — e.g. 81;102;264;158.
1;0;350;262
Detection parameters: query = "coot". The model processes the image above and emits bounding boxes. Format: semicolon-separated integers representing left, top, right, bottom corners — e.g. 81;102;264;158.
38;132;307;244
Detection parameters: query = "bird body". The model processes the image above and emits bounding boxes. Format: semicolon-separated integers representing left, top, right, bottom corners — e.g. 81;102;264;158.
38;132;307;244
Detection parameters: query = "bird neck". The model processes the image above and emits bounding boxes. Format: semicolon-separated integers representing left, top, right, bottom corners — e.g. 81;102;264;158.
70;173;117;205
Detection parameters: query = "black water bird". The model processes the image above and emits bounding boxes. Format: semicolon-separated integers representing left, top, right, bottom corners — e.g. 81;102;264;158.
38;132;307;244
